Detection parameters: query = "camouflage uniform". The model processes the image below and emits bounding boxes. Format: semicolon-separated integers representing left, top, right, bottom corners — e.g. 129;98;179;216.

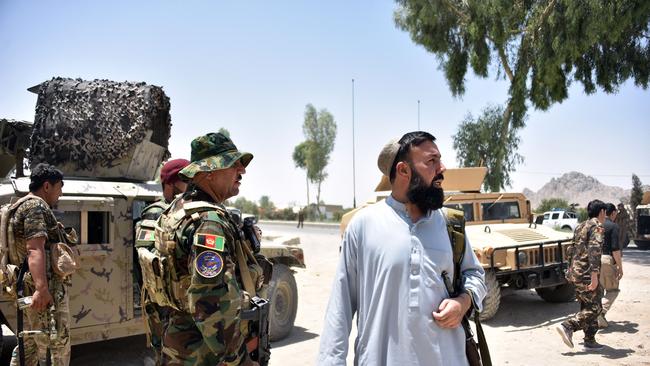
562;217;604;343
9;197;71;366
136;199;171;364
158;187;265;366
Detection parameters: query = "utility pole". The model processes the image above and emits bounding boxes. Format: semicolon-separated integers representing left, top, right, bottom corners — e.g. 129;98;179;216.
417;99;420;130
352;78;357;209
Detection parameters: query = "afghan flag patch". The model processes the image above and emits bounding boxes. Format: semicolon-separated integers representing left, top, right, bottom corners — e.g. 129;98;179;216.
194;232;225;251
138;229;155;242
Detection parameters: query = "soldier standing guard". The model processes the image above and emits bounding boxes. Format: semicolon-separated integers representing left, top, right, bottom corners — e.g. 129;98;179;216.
8;163;72;366
136;158;189;364
557;199;607;351
155;133;270;366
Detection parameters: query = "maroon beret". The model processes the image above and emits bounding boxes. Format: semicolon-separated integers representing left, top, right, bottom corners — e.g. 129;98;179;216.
160;158;190;185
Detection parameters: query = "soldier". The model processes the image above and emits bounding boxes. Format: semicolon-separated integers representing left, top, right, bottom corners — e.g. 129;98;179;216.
614;203;632;248
556;199;607;351
598;203;624;328
9;163;70;365
136;158;190;364
156;132;268;365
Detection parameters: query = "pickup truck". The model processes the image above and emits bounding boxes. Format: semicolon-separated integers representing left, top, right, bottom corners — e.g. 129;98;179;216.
536;210;579;232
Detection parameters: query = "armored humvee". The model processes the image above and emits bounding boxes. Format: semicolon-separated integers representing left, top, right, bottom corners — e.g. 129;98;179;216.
341;167;574;320
0;78;304;360
634;192;650;250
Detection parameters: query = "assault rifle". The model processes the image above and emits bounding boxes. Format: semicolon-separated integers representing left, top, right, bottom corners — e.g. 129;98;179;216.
241;296;271;365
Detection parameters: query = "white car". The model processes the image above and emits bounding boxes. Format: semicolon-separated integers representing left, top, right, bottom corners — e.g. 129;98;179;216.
537;210;579;232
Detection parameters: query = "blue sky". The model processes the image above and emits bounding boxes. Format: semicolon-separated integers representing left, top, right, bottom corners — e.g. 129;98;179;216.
1;1;649;208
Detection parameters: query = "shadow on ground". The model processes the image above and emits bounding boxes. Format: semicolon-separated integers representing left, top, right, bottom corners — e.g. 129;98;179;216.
271;326;319;348
621;245;650;266
561;342;635;360
485;290;578;330
71;334;153;365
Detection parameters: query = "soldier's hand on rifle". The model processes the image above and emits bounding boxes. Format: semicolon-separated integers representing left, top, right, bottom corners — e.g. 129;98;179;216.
31;288;53;312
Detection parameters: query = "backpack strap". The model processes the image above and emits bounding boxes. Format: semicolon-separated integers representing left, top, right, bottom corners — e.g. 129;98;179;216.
444;208;466;294
443;208;492;366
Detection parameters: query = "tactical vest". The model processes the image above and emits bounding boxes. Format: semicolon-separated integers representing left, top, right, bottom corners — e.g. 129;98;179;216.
138;200;261;312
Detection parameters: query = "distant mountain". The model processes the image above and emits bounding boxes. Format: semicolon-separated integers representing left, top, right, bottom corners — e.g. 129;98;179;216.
523;171;635;209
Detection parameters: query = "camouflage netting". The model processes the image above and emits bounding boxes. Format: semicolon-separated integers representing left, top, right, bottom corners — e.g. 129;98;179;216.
0;119;33;178
29;77;171;179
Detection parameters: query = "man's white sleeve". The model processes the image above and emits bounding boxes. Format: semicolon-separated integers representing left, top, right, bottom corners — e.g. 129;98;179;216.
461;235;487;312
317;224;359;366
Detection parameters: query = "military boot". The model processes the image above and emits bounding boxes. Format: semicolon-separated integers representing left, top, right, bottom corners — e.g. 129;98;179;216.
556;323;574;348
583;340;605;351
597;314;609;329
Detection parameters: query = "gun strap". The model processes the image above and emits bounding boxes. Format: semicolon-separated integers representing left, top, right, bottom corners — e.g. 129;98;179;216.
234;239;256;296
445;208;492;366
16;256;28;366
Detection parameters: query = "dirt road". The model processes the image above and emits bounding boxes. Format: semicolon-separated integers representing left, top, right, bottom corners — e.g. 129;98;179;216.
266;223;650;366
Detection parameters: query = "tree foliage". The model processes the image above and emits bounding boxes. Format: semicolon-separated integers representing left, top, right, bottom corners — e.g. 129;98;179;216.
395;0;650;181
453;104;523;191
536;198;570;213
631;173;644;210
293;104;337;215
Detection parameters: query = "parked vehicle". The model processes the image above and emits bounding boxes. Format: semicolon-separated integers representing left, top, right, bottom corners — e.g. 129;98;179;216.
536;209;579;232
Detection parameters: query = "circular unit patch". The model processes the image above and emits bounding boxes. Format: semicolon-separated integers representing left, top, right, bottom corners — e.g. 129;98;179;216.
195;251;224;278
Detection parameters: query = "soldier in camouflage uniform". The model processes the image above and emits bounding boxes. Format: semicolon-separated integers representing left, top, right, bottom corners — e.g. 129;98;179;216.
556;199;607;351
615;203;632;248
136;158;189;364
9;163;70;366
156;133;267;366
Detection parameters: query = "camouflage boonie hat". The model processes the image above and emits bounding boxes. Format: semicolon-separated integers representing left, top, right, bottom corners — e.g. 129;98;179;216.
179;132;253;179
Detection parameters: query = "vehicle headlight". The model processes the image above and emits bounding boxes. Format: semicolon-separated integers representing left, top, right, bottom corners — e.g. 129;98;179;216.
483;246;494;258
517;251;528;265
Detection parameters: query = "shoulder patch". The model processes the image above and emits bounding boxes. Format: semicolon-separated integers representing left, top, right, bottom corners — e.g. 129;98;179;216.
137;229;156;242
194;232;225;251
195;251;224;278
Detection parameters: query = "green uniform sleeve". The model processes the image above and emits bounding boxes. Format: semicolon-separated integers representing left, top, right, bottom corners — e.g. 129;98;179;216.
186;215;245;364
588;222;604;274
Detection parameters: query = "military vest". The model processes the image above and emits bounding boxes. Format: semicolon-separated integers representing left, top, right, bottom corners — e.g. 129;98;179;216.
138;198;263;312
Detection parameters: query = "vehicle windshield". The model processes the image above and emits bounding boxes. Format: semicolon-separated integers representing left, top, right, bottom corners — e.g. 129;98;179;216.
482;201;521;221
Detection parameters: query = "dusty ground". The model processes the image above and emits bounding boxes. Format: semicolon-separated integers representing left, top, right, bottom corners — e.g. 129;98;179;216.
266;222;650;366
5;222;647;365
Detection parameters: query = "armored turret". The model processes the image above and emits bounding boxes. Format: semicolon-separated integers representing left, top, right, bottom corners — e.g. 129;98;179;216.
27;77;172;181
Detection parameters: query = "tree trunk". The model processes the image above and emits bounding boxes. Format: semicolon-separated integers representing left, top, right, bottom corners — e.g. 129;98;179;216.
492;101;513;192
305;173;310;207
316;180;322;219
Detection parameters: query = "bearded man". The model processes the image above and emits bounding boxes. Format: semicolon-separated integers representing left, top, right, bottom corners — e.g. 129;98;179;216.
317;131;486;366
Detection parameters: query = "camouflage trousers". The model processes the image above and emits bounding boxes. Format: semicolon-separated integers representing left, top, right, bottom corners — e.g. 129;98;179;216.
563;284;603;342
160;310;246;366
143;295;170;365
11;279;71;366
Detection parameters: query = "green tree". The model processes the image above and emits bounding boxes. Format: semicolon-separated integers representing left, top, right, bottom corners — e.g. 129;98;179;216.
258;195;276;219
232;196;259;216
293;104;337;216
453;104;523;191
395;0;650;183
536;198;569;213
631;174;644;211
292;141;313;206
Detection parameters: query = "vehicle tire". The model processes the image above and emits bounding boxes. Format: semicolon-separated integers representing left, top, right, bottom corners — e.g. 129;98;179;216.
561;226;573;232
535;283;576;303
478;270;500;321
635;240;650;250
268;264;298;341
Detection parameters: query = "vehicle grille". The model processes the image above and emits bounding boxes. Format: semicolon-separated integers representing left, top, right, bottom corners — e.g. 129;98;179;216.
519;244;570;267
498;229;549;242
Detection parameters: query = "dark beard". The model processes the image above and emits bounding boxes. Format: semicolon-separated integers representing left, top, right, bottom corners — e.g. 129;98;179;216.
406;168;444;215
